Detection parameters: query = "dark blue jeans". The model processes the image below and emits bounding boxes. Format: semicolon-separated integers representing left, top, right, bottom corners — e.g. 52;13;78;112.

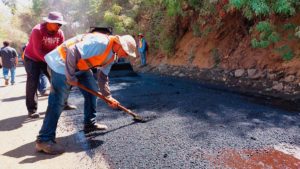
2;67;16;84
140;51;146;66
37;69;98;142
38;72;49;94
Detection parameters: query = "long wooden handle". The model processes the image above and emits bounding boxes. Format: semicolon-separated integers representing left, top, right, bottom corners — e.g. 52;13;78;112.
77;83;139;118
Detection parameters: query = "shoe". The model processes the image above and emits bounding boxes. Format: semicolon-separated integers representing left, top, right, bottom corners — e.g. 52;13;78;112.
4;79;8;85
36;140;65;155
11;82;15;85
63;104;77;110
40;91;50;96
84;123;108;133
28;112;40;118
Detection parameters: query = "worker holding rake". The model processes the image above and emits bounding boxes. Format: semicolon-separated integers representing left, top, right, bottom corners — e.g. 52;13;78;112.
35;32;137;155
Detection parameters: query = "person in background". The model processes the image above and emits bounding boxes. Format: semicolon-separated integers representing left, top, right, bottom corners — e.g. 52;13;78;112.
24;11;76;119
35;32;137;155
137;33;148;67
0;41;18;85
38;72;49;96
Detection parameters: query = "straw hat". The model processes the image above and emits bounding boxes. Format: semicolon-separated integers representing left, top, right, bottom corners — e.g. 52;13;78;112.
117;35;137;57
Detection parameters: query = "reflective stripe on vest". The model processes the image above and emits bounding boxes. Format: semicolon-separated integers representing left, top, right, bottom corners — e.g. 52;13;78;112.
76;35;117;70
21;52;25;60
57;34;85;61
57;34;117;71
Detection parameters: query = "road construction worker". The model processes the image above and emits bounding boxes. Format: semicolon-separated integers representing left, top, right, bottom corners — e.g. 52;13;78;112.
138;33;147;66
24;11;76;119
35;32;137;155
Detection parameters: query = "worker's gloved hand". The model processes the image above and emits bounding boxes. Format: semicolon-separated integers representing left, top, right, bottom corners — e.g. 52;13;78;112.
106;96;119;109
67;80;79;87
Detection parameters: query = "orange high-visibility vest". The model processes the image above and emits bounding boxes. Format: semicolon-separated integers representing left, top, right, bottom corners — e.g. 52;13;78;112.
21;51;25;60
56;33;118;71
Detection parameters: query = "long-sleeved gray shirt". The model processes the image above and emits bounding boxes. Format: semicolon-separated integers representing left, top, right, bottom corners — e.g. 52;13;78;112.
65;45;113;97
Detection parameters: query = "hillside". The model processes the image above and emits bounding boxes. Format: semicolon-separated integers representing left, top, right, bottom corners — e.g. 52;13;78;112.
134;8;300;103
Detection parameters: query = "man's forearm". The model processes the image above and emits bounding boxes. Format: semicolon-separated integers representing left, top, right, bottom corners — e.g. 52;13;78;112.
98;71;111;97
65;47;79;83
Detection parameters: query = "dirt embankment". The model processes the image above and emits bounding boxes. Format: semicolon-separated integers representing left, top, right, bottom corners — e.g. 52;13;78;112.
134;12;300;105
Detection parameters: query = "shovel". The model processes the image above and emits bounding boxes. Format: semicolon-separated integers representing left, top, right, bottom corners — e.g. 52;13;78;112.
76;82;146;123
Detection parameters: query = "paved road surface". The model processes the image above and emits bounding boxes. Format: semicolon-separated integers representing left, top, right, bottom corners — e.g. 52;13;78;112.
66;72;300;168
1;66;299;168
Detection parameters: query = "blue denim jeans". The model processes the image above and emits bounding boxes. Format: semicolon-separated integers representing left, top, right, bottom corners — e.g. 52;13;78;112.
37;69;98;142
3;67;16;84
140;52;147;66
38;72;49;94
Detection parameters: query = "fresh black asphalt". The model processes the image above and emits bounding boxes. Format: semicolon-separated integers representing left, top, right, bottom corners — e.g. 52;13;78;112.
64;73;300;169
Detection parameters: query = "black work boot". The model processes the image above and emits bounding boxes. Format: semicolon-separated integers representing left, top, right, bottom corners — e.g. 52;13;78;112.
63;104;77;110
84;123;108;133
28;112;40;118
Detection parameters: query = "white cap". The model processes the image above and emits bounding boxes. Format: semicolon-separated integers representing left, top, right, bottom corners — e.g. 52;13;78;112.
117;35;136;57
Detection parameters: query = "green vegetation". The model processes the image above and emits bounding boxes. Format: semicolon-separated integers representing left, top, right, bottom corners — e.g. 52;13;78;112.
251;21;280;48
226;1;299;61
229;0;298;19
282;23;297;31
275;45;294;61
163;0;182;16
103;3;135;34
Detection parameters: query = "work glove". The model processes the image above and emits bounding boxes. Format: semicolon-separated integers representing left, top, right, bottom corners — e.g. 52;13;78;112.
67;79;79;87
106;96;120;109
66;76;79;87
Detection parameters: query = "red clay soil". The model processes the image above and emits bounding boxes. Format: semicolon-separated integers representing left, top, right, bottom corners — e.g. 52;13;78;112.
148;12;300;80
207;148;300;169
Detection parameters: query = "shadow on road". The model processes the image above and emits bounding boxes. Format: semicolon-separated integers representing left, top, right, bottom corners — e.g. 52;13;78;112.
84;122;136;139
18;80;26;84
15;73;26;77
2;133;104;164
2;96;26;102
0;114;45;131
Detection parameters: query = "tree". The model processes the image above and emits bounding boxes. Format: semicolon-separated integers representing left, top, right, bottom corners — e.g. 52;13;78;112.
1;0;16;14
